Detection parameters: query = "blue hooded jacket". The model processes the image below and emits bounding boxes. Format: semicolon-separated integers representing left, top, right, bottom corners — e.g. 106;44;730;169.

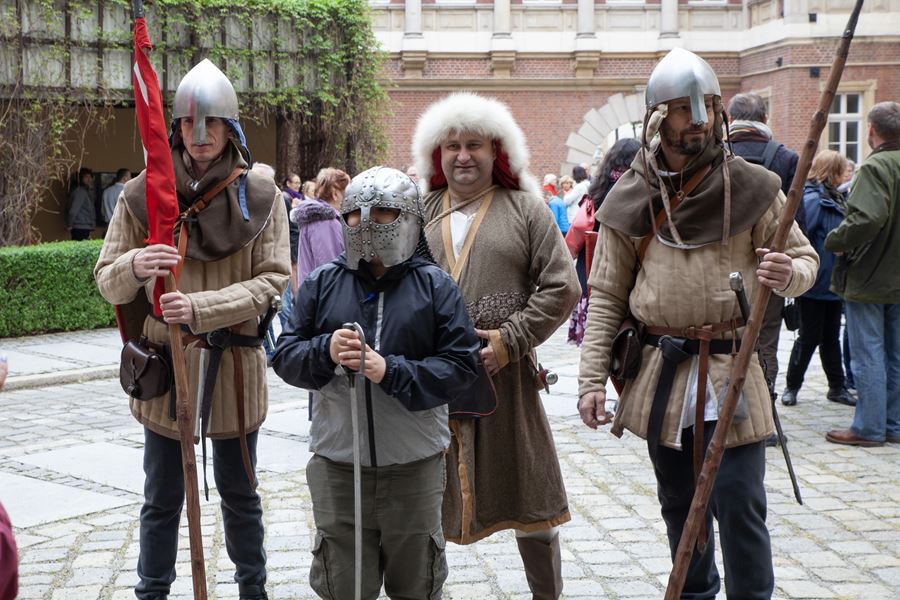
801;180;846;301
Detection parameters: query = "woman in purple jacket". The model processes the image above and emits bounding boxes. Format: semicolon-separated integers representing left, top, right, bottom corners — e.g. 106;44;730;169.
291;167;351;285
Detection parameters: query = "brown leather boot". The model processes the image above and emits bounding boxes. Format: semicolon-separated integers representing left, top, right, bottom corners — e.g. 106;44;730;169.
515;532;563;600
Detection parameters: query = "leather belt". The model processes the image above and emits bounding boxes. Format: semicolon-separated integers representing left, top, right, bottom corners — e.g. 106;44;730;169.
182;326;261;499
644;336;739;356
643;318;742;554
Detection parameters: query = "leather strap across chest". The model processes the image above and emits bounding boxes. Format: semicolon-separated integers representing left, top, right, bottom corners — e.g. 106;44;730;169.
637;164;712;263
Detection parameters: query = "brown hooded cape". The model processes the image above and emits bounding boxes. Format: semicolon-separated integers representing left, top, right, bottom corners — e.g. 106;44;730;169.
599;140;782;246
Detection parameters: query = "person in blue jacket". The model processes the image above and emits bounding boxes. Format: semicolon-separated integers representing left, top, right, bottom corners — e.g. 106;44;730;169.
272;166;480;600
543;187;570;234
781;150;854;407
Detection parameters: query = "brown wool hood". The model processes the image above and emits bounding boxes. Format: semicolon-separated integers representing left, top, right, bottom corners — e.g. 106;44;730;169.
598;141;782;246
123;141;277;261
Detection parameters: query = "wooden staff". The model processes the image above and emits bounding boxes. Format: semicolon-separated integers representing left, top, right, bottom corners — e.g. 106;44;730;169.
665;1;866;597
165;237;208;600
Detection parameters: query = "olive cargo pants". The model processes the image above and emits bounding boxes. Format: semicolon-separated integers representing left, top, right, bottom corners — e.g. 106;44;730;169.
306;452;448;600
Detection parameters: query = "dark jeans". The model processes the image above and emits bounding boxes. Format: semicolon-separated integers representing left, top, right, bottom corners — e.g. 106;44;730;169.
136;428;267;600
785;298;845;390
71;228;92;241
650;424;773;600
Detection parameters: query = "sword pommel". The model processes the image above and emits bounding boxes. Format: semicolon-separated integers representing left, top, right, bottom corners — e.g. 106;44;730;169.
729;272;751;323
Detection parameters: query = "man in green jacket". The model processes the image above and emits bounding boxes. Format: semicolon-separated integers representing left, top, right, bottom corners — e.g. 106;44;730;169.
824;101;900;447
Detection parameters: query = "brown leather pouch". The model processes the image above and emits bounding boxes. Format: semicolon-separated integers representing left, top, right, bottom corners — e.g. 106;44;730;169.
120;336;172;401
610;315;644;383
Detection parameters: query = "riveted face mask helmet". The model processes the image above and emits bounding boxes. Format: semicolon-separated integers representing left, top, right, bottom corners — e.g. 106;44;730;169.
341;167;424;270
172;59;240;145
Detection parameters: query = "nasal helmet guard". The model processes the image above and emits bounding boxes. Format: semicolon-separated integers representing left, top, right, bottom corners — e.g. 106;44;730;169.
645;48;720;125
172;59;240;145
341;167;425;270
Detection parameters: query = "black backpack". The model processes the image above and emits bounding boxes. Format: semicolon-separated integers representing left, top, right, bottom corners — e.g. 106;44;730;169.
740;139;782;170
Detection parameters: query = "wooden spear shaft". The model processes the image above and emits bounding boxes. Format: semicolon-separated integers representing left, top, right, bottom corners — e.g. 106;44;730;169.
166;274;209;600
664;1;865;597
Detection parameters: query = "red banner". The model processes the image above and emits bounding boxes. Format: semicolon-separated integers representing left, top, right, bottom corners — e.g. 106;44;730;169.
133;17;178;316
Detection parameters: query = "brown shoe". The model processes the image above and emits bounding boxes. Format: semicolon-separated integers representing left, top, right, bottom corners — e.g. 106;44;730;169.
887;435;900;444
825;429;884;447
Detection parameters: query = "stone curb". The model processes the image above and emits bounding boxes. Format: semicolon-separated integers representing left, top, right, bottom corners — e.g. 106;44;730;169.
3;364;119;391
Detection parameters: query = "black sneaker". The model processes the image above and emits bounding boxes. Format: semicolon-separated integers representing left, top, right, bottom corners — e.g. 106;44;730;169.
827;386;856;406
781;388;799;406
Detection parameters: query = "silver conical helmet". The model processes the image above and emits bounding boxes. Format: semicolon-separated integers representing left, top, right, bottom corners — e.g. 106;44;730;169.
645;48;720;125
172;59;239;145
341;167;424;270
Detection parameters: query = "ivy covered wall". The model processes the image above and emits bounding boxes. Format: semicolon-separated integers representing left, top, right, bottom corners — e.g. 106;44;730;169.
0;0;388;246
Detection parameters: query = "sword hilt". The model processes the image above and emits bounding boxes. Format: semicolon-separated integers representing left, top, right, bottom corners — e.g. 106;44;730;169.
729;272;751;323
341;322;366;388
133;0;145;18
258;294;282;341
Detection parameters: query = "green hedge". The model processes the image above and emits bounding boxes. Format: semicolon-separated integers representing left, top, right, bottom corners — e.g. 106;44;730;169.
0;240;116;337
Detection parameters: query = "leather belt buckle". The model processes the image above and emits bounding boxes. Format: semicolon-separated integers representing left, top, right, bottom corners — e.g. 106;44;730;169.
205;328;230;349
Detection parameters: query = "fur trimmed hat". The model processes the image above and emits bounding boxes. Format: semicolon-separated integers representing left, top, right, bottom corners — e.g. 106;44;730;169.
411;92;540;196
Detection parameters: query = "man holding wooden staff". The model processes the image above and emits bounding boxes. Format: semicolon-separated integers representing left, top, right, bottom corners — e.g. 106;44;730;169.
577;48;817;599
95;59;289;600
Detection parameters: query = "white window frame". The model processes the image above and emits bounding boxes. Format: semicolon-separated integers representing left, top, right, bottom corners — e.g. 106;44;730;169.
827;93;864;165
821;80;877;163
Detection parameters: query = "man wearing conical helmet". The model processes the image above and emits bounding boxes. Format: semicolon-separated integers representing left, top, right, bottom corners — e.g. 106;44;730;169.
578;48;818;597
413;93;581;599
95;60;289;600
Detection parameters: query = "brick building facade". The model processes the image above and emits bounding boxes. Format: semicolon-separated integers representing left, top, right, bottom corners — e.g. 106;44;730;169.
372;0;900;179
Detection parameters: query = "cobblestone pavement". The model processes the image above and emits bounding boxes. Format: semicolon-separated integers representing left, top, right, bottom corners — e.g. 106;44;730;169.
1;325;898;599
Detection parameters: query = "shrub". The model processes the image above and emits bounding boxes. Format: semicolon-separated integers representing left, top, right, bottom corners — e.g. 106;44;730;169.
0;240;116;337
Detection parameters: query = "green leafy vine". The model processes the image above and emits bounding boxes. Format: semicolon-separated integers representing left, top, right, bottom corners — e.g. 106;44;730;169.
0;0;388;246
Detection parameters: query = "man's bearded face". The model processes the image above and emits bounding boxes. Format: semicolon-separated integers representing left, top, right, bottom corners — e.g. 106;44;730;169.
439;131;496;193
660;96;715;156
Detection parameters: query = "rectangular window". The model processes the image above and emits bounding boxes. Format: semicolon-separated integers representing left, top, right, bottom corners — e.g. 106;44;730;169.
827;93;863;165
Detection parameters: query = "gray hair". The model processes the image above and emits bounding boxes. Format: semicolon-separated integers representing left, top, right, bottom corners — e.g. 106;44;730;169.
868;101;900;141
727;93;767;122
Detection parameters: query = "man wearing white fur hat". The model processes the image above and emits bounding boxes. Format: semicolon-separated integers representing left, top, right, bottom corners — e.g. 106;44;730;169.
413;92;581;599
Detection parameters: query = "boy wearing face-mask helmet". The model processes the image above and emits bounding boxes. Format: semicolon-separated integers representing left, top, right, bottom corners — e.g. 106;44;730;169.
273;166;480;600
